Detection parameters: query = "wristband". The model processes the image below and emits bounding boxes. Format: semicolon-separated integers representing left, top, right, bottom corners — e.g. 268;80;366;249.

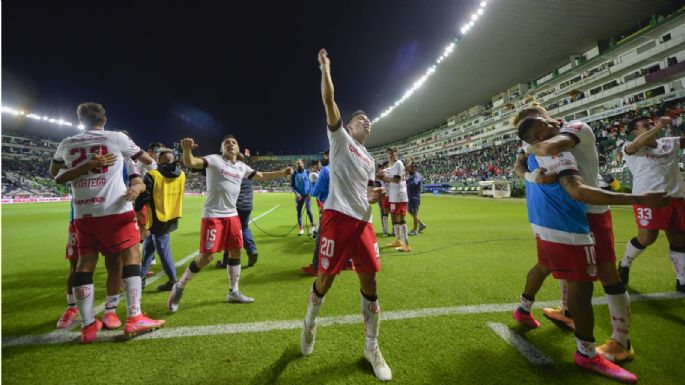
524;169;541;183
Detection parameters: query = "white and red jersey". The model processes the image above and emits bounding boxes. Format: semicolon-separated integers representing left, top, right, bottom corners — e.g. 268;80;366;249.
201;154;255;218
388;159;408;203
324;120;376;223
379;167;391;190
136;159;157;177
559;121;608;214
623;137;685;198
53;129;144;219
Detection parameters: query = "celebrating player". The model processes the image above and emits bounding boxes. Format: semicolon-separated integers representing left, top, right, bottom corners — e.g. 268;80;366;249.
516;118;668;382
299;48;391;381
50;102;165;343
618;116;685;292
167;135;292;311
377;148;411;252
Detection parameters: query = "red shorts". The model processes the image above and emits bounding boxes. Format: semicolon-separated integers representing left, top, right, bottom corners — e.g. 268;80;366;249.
588;211;616;264
633;198;685;230
199;216;243;253
390;202;407;216
318;210;380;275
381;197;390;210
139;205;148;227
65;223;79;261
536;238;598;282
74;211;141;256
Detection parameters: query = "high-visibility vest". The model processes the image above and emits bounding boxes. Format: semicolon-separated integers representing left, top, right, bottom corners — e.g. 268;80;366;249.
146;169;185;228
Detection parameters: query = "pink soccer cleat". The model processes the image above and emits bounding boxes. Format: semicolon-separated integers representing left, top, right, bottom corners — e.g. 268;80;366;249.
80;319;102;344
102;311;122;330
574;352;638;384
124;313;166;338
512;308;541;328
56;307;79;329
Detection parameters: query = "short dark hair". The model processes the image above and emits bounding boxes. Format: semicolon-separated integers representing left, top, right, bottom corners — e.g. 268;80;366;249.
148;142;165;152
517;117;543;143
77;102;106;127
345;110;367;126
381;160;389;167
627;116;652;132
322;148;330;156
386;147;398;154
309;160;320;167
222;134;236;142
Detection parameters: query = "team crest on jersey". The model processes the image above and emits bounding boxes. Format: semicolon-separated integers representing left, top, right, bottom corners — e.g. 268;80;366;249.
639;219;649;226
586;263;598;277
320;256;330;270
205;241;215;250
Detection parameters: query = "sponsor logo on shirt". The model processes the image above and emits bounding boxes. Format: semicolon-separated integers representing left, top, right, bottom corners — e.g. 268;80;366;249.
348;144;372;167
221;169;242;180
74;196;106;205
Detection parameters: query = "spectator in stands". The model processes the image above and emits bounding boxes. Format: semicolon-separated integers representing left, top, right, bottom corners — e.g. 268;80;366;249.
291;159;315;236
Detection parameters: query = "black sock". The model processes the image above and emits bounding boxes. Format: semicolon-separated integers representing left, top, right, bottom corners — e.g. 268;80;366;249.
630;237;646;250
189;260;201;273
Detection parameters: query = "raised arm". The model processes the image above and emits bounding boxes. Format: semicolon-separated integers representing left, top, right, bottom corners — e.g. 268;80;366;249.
180;138;205;169
559;174;669;207
526;135;576;156
54;153;117;184
318;49;342;129
252;167;294;182
624;116;671;155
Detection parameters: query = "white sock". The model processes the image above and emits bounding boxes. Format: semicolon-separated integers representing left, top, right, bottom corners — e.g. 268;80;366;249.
104;294;120;313
228;262;241;292
621;238;645;267
74;284;95;327
559;279;569;312
518;295;534;313
606;292;630;347
393;224;399;239
178;266;195;288
123;276;142;318
400;223;409;245
575;336;597;358
381;215;388;234
67;291;76;308
305;283;325;327
669;249;685;285
361;293;380;351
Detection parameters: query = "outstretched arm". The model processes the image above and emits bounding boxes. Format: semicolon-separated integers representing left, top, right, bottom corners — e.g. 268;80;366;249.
319;49;342;129
180;138;205;169
54;153;117;184
559;174;669;207
624;116;671;155
252;167;294;181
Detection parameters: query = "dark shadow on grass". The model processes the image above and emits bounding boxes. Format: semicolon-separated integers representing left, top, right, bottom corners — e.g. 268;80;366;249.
249;345;301;385
242;269;309;285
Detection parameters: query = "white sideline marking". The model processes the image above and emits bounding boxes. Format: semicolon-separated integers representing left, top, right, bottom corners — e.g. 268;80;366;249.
6;291;683;347
487;322;554;365
47;204;281;336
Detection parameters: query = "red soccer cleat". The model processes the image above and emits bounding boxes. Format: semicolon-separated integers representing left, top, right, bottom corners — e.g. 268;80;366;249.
80;319;102;344
124;313;166;338
512;308;541;328
574;352;637;383
56;307;79;329
102;311;122;330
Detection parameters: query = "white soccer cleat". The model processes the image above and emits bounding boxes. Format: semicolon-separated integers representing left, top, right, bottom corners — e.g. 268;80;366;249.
364;347;392;381
298;228;305;236
300;320;316;356
167;282;184;313
227;290;254;303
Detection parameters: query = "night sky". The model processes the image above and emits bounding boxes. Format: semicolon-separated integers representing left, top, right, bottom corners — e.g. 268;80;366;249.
3;1;475;154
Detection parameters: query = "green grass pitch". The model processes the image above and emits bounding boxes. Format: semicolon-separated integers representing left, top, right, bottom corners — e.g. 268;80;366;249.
2;193;684;384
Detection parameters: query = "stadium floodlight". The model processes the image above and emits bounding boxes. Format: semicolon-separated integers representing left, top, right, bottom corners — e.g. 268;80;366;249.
42;116;49;121
77;124;85;130
371;1;488;123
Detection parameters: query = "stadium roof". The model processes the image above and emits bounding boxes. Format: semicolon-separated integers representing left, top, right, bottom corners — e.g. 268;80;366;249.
367;0;677;147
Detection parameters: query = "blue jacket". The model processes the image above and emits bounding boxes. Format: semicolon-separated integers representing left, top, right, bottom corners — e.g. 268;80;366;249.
236;177;254;211
291;169;311;196
310;166;329;202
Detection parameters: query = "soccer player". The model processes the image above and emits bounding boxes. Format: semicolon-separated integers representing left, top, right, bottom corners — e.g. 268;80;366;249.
516;123;667;382
377;148;410;251
292;159;315;236
512;104;642;362
405;159;427;236
50;102;165;343
135;148;185;291
309;159;322;237
618;116;685;292
300;48;391;381
377;161;392;237
168;135;292;310
514;116;667;361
